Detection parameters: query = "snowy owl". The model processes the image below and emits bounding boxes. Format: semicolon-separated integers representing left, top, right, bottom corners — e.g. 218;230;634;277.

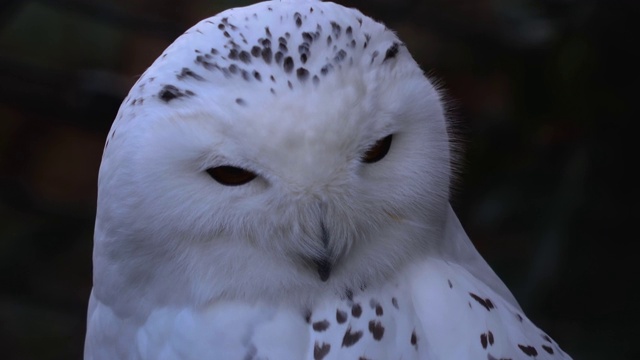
85;0;571;359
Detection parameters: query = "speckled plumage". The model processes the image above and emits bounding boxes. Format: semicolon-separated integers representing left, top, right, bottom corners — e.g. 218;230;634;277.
85;1;571;359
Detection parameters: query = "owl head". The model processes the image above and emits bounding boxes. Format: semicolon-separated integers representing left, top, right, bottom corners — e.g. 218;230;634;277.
93;0;452;309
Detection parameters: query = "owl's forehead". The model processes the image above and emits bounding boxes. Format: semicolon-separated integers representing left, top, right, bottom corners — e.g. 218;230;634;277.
108;0;425;165
120;0;406;115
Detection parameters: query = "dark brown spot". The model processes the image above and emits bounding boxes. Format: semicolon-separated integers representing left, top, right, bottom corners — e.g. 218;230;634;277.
251;46;261;57
330;21;341;38
391;297;399;309
518;344;538;357
265;26;272;37
336;309;347;324
469;292;495;311
304;309;312;323
298;43;310;56
370;50;379;64
302;32;313;43
382;42;400;62
448;279;453;288
275;51;284;64
320;64;333;76
177;67;204;81
334;49;347;63
297;67;309;82
341;327;363;347
253;71;261;81
368;320;385;341
261;47;273;64
542;345;554;354
283;56;294;73
312;320;330;332
541;334;552;343
351;303;362;318
158;85;189;102
295;12;302;27
375;305;383;316
411;330;417;348
238;51;251;63
481;333;488;349
313;342;330;360
488;331;494;345
235;98;246;106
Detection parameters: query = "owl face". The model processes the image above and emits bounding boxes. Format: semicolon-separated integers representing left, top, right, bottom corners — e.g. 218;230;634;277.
95;0;452;303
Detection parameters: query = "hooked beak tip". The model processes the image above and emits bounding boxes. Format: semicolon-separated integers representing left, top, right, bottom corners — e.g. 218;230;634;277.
315;258;332;282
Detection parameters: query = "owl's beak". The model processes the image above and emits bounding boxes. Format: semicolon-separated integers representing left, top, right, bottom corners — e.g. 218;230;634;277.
314;257;331;282
314;218;332;282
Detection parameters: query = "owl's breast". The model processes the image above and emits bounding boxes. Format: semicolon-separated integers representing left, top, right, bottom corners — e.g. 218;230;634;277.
85;277;431;360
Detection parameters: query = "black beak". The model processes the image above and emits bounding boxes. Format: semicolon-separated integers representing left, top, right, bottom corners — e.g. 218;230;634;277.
315;257;332;282
315;218;332;282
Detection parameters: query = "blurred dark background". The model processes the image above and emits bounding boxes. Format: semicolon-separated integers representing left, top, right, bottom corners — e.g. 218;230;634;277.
0;0;636;358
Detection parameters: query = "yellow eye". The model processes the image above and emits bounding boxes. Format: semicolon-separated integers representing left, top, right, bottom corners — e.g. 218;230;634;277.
362;134;393;163
206;166;257;186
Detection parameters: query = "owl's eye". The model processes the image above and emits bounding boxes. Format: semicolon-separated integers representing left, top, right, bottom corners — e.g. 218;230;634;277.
206;166;257;186
362;134;393;163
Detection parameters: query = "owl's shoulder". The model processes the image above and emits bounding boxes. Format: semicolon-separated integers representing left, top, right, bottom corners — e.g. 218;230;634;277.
406;258;571;359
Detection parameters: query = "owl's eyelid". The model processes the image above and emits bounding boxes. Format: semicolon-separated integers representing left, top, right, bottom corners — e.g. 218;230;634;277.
198;153;258;173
